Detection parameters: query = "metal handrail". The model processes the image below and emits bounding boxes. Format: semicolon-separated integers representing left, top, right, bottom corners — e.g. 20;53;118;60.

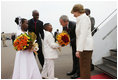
91;9;117;33
102;26;117;40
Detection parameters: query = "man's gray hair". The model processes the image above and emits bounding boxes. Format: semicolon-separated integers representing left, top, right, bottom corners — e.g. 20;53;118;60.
60;15;69;22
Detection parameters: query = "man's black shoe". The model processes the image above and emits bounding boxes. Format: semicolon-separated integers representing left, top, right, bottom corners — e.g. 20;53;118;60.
71;73;80;79
67;72;75;76
91;64;94;71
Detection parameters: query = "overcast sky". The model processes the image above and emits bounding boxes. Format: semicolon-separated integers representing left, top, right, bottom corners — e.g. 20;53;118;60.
1;0;117;33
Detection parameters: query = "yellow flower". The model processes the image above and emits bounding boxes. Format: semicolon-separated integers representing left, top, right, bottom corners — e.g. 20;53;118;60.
56;31;70;47
24;46;26;49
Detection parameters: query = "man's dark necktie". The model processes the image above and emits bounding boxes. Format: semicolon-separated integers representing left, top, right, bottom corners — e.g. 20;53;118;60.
34;21;37;32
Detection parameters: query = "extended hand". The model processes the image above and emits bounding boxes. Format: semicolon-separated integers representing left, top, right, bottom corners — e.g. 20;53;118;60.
76;51;80;58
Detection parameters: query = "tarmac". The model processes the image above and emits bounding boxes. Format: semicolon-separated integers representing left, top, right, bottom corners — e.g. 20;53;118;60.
1;40;102;79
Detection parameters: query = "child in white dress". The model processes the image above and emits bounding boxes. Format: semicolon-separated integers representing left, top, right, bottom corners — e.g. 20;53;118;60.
41;23;60;79
12;17;42;79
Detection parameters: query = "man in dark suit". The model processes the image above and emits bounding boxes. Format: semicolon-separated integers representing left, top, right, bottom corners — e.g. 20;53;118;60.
85;8;97;71
60;15;80;79
28;10;44;67
85;8;97;36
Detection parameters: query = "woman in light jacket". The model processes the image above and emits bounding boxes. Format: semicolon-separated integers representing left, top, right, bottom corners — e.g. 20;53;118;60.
71;4;93;79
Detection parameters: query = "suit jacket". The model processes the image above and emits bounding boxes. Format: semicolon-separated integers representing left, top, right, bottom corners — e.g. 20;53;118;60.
28;19;44;44
11;35;16;40
43;30;60;59
76;13;93;52
63;21;76;45
90;16;97;36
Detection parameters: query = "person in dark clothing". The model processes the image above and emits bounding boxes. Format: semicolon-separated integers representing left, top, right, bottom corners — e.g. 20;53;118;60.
28;10;44;67
85;8;97;36
85;8;96;71
60;15;80;79
54;29;59;42
11;33;16;44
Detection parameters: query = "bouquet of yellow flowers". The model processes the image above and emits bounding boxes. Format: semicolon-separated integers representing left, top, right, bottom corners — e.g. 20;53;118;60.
56;31;70;47
28;32;39;55
13;33;32;51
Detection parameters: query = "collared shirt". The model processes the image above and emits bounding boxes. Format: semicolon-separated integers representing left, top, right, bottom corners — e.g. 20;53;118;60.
65;22;69;32
67;22;69;29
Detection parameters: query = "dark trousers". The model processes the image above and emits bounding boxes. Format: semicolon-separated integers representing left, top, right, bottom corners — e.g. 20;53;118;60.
71;43;80;74
79;51;92;79
36;38;44;67
12;39;15;44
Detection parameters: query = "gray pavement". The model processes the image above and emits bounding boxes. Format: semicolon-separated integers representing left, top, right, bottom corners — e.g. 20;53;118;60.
1;40;102;79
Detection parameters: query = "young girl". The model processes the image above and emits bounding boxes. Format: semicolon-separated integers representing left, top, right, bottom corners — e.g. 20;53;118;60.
41;23;60;79
12;17;42;79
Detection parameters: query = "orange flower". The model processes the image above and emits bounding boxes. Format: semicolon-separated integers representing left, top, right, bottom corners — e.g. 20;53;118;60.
13;33;32;51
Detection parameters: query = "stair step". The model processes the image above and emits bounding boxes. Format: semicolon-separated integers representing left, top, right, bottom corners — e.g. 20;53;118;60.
110;51;117;56
110;49;117;52
103;56;117;63
110;49;117;56
95;64;117;78
103;58;117;68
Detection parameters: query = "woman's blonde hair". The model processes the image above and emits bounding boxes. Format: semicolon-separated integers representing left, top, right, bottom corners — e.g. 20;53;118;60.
71;4;85;13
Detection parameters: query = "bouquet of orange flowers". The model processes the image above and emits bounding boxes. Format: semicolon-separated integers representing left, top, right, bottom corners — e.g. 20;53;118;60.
56;31;70;47
13;33;32;51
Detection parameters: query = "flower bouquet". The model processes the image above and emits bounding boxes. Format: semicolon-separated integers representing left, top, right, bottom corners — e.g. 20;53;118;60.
13;33;32;51
56;31;70;47
28;32;39;55
13;32;39;55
